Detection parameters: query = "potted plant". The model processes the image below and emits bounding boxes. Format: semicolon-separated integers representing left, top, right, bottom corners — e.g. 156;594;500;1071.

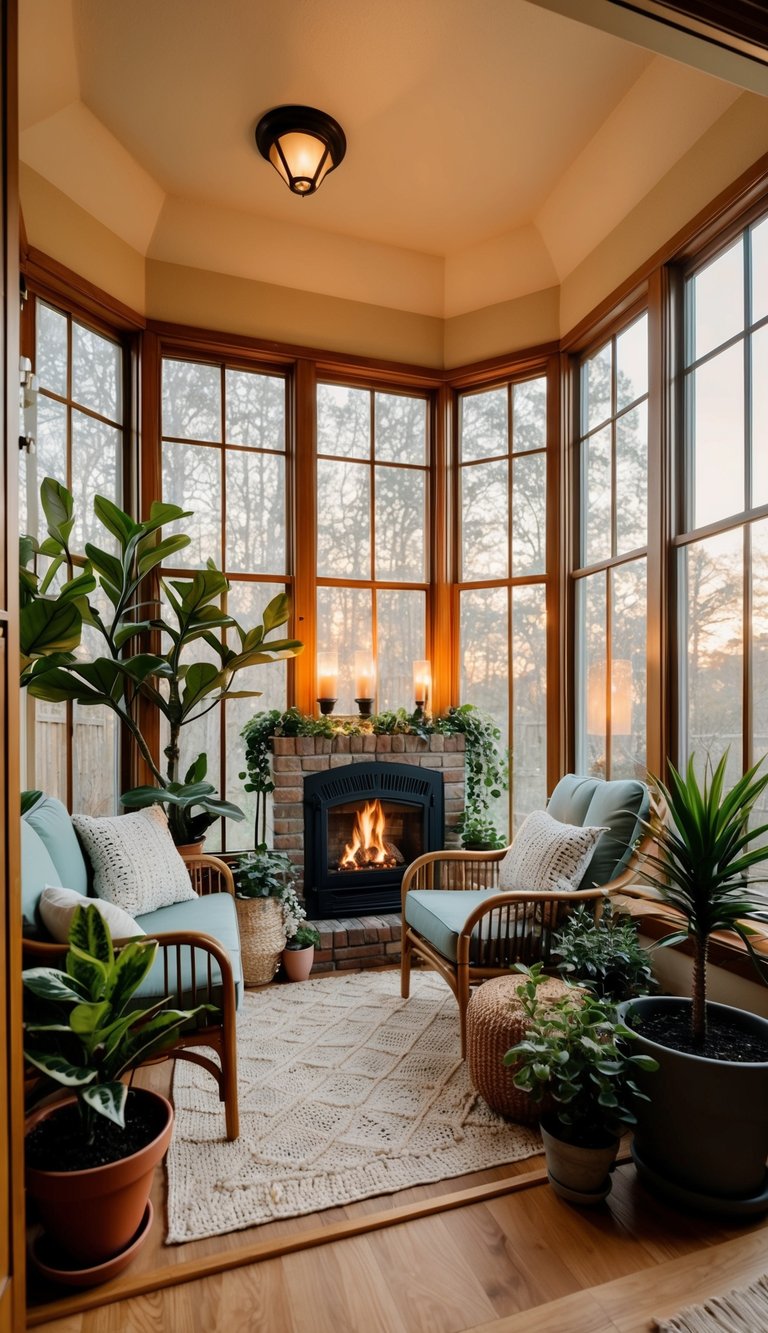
283;922;321;982
23;904;211;1281
505;964;657;1204
619;753;768;1213
233;847;297;985
21;478;302;846
553;901;656;1002
120;754;244;855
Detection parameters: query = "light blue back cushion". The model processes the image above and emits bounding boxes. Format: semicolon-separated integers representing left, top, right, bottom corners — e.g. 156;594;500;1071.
25;796;88;893
547;774;601;826
581;778;650;887
21;821;64;935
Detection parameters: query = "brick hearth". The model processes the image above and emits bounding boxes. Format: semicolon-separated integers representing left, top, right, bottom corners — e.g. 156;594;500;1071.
270;731;466;971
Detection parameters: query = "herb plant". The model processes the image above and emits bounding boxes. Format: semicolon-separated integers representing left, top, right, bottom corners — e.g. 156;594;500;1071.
553;902;655;1002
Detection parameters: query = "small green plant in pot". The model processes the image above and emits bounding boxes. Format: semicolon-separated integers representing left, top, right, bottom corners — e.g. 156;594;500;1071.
553;901;656;1002
455;812;507;851
23;904;212;1273
282;921;321;983
233;847;298;987
619;752;768;1212
505;964;657;1204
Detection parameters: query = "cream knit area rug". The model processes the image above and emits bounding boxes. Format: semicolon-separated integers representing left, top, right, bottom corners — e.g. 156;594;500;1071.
654;1273;768;1332
167;970;542;1243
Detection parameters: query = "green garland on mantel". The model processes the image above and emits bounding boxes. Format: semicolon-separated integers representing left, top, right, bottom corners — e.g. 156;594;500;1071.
240;704;509;848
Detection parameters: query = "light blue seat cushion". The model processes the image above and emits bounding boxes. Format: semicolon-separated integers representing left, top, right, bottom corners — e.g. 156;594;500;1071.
547;774;649;890
406;889;534;966
135;892;243;1009
21;821;71;935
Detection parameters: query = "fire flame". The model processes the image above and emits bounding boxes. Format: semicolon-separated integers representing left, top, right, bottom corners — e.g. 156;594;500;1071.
339;799;396;870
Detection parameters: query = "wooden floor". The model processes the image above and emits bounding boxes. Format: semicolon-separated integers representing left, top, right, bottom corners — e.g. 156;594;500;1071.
27;1051;768;1333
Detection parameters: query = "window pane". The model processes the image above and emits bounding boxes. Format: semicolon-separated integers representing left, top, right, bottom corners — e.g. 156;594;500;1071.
162;359;221;441
162;441;222;567
682;529;743;785
225;451;285;574
225;369;285;450
461;459;508;581
317;383;370;458
317;586;372;714
36;303;67;397
583;425;611;566
377;590;425;711
71;411;120;551
752;216;768;325
512;377;546;453
72;323;120;421
374;465;424;581
375;393;426;464
583;343;611;433
752;523;768;851
691;343;744;528
460;585;509;834
511;453;546;576
35;396;68;534
225;581;287;852
616;314;648;411
611;560;647;779
512;584;546;829
316;459;370;579
752;325;768;508
460;388;507;462
577;573;607;778
690;239;744;363
35;701;67;805
616;402;647;553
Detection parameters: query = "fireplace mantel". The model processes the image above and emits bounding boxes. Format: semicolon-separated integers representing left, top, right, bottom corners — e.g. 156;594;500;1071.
271;732;465;914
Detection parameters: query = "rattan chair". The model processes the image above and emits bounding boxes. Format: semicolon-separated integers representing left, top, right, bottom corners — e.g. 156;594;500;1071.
400;774;652;1056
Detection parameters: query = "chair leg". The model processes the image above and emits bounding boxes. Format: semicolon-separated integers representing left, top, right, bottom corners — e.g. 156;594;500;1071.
401;929;412;999
221;1012;240;1142
457;965;470;1059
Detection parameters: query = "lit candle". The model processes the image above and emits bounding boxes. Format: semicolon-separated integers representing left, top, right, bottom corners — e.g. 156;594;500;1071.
413;659;431;707
317;651;338;700
354;651;376;700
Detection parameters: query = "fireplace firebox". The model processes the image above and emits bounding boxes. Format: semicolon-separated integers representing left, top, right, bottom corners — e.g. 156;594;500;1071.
303;762;444;917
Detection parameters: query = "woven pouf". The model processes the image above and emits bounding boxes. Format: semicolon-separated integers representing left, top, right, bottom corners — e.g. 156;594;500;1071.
466;974;573;1122
235;896;286;987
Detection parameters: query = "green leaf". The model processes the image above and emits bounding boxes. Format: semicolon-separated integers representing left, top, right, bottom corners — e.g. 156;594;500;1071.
143;500;194;536
41;477;75;547
94;494;140;546
185;752;208;784
137;533;191;576
22;967;89;1004
69;904;114;968
69;1000;111;1035
106;938;158;1011
85;542;125;593
23;1050;96;1088
81;1080;128;1127
58;566;97;604
181;661;224;711
20;598;82;663
261;593;291;633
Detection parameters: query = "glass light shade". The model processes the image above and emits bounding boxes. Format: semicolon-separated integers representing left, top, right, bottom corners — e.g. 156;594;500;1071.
317;650;339;699
256;106;346;197
354;651;376;699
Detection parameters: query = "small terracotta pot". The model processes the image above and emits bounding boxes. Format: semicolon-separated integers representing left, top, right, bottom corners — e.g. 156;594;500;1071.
176;839;206;859
26;1088;173;1266
282;945;315;982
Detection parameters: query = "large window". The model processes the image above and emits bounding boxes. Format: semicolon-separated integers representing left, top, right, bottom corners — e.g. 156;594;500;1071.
457;374;549;834
160;356;291;849
678;217;768;818
22;297;125;815
574;313;649;781
315;383;429;712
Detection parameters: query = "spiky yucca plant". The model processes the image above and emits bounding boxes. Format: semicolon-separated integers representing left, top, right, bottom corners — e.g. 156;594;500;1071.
641;753;768;1046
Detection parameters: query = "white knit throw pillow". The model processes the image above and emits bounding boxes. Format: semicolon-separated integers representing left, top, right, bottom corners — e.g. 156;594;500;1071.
72;806;197;917
40;884;145;944
498;809;607;893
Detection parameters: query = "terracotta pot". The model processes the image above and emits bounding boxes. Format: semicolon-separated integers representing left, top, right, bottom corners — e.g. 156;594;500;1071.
540;1117;619;1205
26;1088;173;1266
176;839;206;859
282;944;315;982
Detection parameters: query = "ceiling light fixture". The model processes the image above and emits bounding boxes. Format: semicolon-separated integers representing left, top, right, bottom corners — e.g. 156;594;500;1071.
254;105;346;197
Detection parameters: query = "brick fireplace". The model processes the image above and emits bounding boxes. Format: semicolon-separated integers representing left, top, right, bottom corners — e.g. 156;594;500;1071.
271;732;466;969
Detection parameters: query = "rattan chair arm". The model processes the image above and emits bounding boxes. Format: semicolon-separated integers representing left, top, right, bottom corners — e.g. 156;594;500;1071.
401;847;508;911
455;885;611;939
134;929;236;1011
180;852;236;897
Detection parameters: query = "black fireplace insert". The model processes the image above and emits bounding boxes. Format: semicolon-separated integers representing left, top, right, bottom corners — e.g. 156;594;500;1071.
303;762;444;917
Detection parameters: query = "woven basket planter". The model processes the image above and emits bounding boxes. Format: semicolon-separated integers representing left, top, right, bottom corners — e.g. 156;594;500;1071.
236;896;286;987
467;974;574;1123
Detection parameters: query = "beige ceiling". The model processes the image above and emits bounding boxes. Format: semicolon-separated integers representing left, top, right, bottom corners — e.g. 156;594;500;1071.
19;0;743;317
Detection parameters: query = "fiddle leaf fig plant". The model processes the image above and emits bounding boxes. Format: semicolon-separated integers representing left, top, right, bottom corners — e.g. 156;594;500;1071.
21;478;303;842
